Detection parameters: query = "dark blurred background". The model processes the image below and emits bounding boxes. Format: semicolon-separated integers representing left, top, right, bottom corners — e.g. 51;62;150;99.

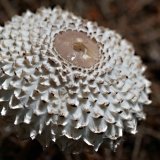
0;0;160;160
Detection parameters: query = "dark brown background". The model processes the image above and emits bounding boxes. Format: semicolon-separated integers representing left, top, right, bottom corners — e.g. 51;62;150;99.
0;0;160;160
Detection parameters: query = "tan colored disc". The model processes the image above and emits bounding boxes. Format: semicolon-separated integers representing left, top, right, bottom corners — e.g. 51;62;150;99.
54;30;100;68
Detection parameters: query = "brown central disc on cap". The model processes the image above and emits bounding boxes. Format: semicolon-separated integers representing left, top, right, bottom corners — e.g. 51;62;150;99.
54;30;101;68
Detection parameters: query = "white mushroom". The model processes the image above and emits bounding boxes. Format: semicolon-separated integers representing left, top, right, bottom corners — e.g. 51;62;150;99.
0;7;151;152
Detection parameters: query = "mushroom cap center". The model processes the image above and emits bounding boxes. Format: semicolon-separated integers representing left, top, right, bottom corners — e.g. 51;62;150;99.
54;30;100;68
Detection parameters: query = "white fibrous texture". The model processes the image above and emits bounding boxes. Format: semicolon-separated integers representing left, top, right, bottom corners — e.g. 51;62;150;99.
0;7;151;152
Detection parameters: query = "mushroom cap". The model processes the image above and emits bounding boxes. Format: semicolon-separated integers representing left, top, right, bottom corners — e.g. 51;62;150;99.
0;7;151;152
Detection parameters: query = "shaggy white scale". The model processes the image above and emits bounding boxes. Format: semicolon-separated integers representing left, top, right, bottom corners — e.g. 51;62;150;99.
0;7;151;152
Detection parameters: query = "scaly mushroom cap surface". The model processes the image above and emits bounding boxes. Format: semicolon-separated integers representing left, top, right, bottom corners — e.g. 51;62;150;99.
0;7;151;152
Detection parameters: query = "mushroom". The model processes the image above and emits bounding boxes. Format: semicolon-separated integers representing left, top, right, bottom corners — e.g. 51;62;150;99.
0;7;151;152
